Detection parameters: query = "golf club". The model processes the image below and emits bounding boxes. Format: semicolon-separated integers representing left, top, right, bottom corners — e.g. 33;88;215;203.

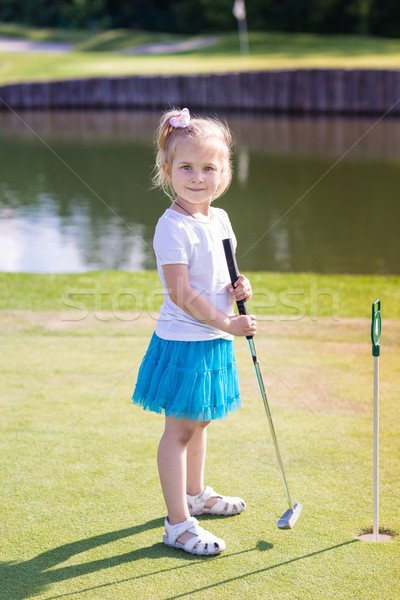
223;238;302;529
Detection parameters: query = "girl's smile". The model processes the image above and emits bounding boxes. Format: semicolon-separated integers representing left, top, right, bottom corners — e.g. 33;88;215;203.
163;141;223;216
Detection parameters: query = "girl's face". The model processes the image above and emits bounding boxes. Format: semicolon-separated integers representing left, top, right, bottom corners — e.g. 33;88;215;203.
163;140;223;209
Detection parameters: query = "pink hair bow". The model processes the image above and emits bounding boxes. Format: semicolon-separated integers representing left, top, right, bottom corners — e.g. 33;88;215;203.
169;108;190;128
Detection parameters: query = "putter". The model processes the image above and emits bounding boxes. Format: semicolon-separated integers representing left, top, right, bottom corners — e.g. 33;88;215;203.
223;238;302;529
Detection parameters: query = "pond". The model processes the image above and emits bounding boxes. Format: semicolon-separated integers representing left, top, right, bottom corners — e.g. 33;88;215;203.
0;109;399;274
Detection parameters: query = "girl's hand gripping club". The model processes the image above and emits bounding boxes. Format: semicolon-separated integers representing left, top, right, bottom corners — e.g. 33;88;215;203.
222;238;302;530
222;239;253;340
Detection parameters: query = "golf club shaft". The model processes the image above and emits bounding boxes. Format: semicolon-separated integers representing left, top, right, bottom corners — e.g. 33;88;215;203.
247;337;294;511
222;238;294;512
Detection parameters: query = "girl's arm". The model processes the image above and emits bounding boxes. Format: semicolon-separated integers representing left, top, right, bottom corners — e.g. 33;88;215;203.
162;264;256;337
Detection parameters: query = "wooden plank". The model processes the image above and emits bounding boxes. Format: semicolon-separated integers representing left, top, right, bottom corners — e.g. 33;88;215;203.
273;70;292;112
220;72;241;110
128;76;146;106
180;75;201;109
383;70;400;116
67;79;84;108
108;77;126;108
343;69;356;113
0;84;18;109
258;70;273;111
327;69;344;113
158;76;182;109
311;69;328;113
356;70;375;113
1;70;400;114
239;71;258;110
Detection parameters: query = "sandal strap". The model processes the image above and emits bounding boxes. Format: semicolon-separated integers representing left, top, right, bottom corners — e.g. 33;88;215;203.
182;526;219;554
164;516;225;555
206;497;241;514
187;486;246;516
187;485;215;507
164;516;199;544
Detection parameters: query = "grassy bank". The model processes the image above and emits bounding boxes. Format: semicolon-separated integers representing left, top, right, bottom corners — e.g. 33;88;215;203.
1;271;399;320
1;27;400;84
0;21;90;43
1;306;399;599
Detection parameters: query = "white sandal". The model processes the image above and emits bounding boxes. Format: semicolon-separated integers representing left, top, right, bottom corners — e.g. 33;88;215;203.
163;516;226;556
187;486;246;516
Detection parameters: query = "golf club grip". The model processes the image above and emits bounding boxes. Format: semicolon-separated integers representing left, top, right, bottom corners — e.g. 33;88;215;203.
222;238;248;317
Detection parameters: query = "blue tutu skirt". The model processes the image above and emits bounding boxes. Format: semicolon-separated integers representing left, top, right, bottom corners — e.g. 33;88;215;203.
132;332;241;421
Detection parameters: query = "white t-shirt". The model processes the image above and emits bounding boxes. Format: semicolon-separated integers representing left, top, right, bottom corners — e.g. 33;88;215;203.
153;207;237;341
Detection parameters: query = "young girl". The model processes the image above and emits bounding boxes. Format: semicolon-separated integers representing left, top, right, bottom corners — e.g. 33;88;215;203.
132;108;256;556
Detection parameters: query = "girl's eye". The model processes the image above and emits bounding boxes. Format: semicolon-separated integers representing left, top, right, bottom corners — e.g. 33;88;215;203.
204;166;214;171
182;165;191;170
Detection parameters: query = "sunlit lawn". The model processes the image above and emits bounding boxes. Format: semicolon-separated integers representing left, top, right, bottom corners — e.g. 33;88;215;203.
1;29;400;84
1;300;399;599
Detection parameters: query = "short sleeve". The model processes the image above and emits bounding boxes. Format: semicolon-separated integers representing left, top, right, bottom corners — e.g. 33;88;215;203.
218;208;237;252
153;215;189;265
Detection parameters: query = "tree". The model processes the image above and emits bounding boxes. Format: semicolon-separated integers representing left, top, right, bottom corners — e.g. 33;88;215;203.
370;0;400;37
0;0;399;37
172;0;235;34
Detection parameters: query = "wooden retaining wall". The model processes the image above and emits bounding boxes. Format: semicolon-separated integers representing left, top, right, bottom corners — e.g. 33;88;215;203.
1;69;400;114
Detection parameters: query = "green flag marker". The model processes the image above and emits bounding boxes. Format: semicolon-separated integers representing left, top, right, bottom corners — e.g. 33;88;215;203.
360;301;391;542
371;299;381;356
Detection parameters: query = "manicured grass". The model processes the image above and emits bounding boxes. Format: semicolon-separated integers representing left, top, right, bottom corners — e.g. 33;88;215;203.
0;21;89;43
1;27;400;84
73;29;187;52
1;271;399;320
1;309;399;599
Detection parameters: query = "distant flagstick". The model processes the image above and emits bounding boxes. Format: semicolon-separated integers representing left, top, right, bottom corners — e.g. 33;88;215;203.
233;0;249;55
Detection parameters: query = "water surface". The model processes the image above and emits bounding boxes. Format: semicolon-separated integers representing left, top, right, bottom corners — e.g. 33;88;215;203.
0;110;399;274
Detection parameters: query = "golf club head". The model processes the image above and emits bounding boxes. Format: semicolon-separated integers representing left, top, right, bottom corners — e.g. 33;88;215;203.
277;503;302;529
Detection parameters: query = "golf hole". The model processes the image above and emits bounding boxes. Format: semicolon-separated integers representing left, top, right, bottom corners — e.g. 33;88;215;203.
358;528;396;542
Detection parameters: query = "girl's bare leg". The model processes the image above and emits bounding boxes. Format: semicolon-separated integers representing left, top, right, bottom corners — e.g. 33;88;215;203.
186;421;237;512
157;416;198;525
186;421;209;495
158;417;221;545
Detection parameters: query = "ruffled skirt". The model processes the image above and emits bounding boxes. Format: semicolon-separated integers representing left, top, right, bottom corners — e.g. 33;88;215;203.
132;332;241;421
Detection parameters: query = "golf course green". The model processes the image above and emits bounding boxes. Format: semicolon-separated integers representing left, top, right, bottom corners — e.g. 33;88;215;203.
1;23;399;599
1;272;399;599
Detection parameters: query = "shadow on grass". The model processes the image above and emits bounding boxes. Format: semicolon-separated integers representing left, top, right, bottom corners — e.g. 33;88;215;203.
1;518;164;600
0;516;357;600
164;538;359;600
0;518;273;600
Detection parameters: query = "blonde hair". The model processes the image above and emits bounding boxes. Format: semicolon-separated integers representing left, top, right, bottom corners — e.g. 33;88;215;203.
153;108;233;201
